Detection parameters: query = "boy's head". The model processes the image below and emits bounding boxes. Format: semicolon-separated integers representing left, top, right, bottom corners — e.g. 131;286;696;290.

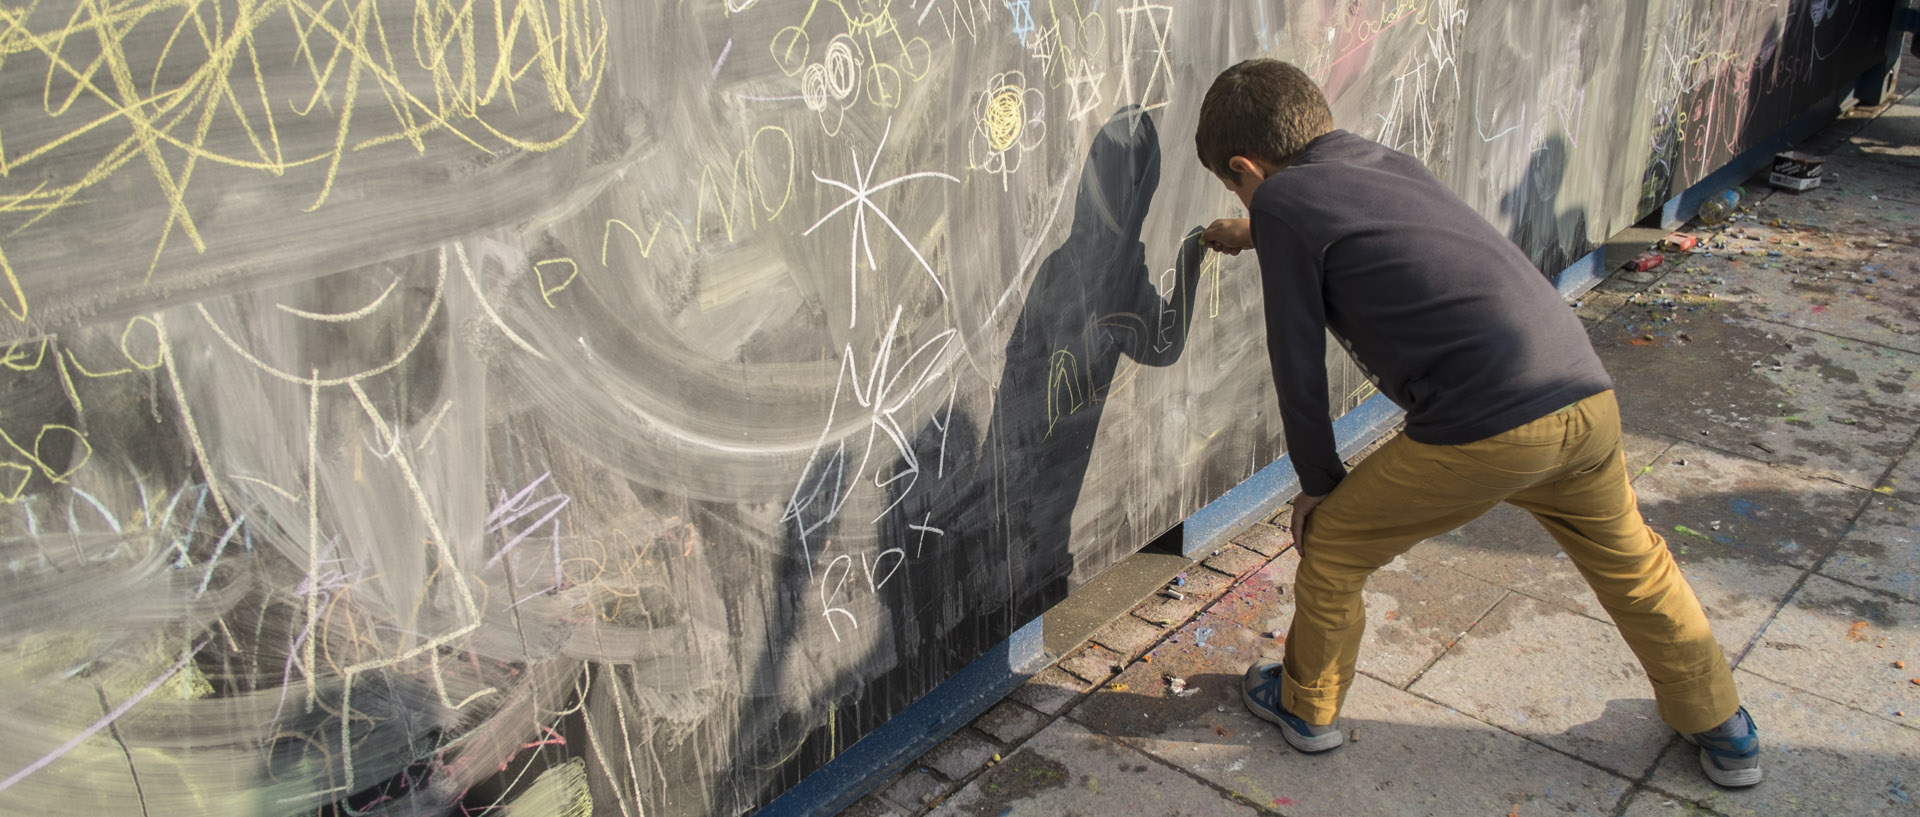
1195;59;1333;205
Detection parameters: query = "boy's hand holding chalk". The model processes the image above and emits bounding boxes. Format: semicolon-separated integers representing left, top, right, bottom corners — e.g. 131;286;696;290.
1204;218;1253;255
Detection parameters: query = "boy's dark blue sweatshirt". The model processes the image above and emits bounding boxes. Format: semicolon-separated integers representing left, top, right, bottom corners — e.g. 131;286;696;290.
1249;129;1614;496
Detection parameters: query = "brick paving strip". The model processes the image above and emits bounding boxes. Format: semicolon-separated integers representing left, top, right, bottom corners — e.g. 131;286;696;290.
843;492;1352;815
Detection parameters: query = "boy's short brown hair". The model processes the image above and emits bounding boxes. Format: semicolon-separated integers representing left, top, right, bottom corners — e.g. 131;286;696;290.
1195;59;1334;178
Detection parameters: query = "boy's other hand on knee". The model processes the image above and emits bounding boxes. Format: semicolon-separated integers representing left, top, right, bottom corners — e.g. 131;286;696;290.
1291;492;1326;550
1204;218;1253;255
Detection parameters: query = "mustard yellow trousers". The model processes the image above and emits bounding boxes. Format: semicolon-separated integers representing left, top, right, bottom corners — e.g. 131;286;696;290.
1279;390;1742;734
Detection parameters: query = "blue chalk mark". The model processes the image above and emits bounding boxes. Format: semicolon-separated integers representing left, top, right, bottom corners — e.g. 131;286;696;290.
1195;626;1215;647
1005;0;1035;46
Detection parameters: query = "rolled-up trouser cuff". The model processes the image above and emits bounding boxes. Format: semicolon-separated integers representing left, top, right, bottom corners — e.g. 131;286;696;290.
1652;654;1742;734
1279;664;1345;726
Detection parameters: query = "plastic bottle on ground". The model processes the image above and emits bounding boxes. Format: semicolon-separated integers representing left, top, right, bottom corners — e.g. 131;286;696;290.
1698;186;1745;226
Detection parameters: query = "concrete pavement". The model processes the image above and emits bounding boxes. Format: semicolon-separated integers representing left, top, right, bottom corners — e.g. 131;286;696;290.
841;59;1920;817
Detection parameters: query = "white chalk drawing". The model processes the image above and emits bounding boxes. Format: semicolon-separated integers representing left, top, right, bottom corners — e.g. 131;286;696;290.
1117;0;1175;111
803;119;961;328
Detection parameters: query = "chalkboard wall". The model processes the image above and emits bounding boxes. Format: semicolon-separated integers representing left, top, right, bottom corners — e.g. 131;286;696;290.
0;2;1890;815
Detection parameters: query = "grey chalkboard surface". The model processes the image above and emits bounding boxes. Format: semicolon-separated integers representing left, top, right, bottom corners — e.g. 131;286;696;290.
0;2;1891;815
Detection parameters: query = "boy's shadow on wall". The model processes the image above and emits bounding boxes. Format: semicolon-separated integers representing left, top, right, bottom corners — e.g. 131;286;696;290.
884;104;1207;668
1502;133;1591;280
710;105;1208;812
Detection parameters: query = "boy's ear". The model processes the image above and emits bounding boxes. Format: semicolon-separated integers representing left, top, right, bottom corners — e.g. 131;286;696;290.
1226;155;1263;183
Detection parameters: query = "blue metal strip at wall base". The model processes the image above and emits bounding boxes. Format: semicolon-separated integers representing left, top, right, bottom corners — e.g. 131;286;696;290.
762;63;1874;817
755;618;1049;817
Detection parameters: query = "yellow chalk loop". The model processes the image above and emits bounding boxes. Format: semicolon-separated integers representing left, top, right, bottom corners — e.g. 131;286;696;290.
985;86;1025;152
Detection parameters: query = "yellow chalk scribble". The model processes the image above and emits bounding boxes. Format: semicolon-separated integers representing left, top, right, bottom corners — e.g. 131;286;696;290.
969;71;1044;190
0;0;609;286
984;86;1024;151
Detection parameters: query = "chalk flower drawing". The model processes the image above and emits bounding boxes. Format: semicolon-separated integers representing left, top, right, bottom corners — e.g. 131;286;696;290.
969;72;1047;190
804;119;960;327
800;34;865;135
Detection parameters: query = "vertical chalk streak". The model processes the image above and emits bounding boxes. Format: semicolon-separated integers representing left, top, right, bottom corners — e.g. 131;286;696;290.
346;379;478;620
154;315;234;525
577;672;637;817
304;370;321;709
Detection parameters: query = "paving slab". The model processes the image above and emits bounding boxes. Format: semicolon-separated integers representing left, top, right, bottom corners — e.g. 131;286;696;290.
1597;302;1920;488
1410;442;1808;656
1821;495;1920;603
1737;574;1920;726
1616;788;1732;817
1009;667;1092;716
1074;667;1629;817
1407;594;1679;778
1853;83;1920;168
1058;643;1128;685
1229;522;1294;558
1643;670;1920;817
1406;502;1605;619
1204;544;1270;580
1748;158;1920;238
922;730;1002;781
972;702;1048;745
1092;551;1506;693
884;767;955;810
1132;567;1234;627
842;796;911;817
927;718;1261;817
1884;437;1920;506
1658;222;1920;354
1632;442;1868;569
1092;613;1175;659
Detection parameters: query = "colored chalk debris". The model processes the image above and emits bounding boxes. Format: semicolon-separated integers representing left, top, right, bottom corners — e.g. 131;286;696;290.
1625;251;1667;272
1661;232;1699;252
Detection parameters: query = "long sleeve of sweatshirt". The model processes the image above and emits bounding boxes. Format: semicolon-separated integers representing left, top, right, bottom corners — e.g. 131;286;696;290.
1250;211;1344;496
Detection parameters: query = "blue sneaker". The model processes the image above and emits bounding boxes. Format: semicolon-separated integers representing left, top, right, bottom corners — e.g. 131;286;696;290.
1241;662;1344;752
1681;706;1762;788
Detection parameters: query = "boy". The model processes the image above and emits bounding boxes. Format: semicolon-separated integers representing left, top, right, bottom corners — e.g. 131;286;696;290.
1194;59;1761;788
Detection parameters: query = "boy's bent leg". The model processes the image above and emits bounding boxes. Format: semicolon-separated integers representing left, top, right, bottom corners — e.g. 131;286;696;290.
1279;434;1511;725
1504;394;1741;734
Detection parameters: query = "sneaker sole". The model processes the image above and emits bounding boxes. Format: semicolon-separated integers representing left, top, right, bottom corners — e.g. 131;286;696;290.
1694;748;1763;788
1240;670;1345;753
1681;734;1763;788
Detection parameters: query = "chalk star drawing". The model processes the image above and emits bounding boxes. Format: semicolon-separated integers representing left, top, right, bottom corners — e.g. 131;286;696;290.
1118;0;1175;111
804;119;959;327
1065;58;1109;122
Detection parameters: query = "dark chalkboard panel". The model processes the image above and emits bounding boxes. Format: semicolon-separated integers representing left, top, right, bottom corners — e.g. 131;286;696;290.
0;2;1891;815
